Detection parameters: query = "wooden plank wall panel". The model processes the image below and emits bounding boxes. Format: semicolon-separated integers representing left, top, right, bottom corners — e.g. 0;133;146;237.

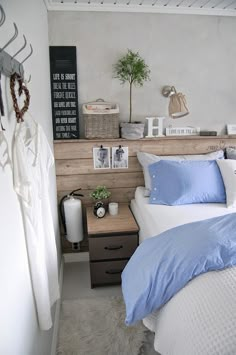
54;136;236;159
58;187;136;205
56;172;144;191
55;156;141;175
54;136;236;253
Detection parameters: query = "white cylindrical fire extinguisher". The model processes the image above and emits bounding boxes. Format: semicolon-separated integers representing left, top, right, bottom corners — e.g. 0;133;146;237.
59;189;84;250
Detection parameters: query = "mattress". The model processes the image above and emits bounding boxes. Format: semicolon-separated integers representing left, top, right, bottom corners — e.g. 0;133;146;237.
131;186;233;243
130;186;236;355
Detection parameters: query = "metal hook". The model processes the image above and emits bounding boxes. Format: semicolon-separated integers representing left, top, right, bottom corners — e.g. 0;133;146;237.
9;35;27;76
0;5;6;27
21;44;33;64
22;73;31;84
18;64;31;84
0;22;18;53
24;74;31;84
11;35;27;59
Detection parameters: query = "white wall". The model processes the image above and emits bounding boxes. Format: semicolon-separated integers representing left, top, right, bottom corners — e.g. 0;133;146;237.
48;11;236;136
0;1;60;354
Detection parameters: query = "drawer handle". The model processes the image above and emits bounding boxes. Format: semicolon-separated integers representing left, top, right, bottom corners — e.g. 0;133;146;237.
105;269;123;275
104;245;123;251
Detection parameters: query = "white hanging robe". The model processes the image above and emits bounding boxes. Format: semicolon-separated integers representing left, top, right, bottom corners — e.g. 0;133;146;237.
13;117;60;330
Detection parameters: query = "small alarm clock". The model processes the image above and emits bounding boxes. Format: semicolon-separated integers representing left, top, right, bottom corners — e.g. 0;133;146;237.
93;202;106;218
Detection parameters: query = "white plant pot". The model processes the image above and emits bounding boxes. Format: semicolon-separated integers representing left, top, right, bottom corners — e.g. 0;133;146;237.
120;122;145;139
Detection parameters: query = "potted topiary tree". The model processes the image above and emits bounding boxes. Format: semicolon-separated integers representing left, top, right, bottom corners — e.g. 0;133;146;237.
114;49;151;139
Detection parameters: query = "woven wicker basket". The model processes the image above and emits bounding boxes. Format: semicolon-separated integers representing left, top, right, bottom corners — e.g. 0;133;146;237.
83;99;120;139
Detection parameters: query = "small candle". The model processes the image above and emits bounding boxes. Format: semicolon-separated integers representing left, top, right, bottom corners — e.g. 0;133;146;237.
109;202;119;216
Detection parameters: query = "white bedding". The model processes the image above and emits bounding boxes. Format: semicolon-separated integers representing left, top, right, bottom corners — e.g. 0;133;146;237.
130;187;236;355
131;186;234;243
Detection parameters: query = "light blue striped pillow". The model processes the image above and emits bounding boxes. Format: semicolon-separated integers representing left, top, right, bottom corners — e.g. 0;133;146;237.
149;160;226;206
137;150;225;197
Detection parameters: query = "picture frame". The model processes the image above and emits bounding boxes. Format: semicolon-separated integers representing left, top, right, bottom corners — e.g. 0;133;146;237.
227;124;236;135
93;147;110;169
112;146;129;169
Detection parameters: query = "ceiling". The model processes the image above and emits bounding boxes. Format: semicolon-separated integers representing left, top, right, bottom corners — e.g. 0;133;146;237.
44;0;236;16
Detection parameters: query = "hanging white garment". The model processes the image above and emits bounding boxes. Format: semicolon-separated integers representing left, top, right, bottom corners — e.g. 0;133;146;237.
0;131;11;170
13;116;60;330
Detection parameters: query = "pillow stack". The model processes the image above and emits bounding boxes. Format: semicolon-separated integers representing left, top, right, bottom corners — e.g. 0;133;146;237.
148;160;226;206
217;148;236;208
137;149;236;208
137;150;224;198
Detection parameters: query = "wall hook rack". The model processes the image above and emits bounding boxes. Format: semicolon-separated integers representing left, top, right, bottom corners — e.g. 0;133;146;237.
0;5;33;79
0;50;24;77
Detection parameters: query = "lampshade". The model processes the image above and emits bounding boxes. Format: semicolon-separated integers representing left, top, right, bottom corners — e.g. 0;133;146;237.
162;86;189;119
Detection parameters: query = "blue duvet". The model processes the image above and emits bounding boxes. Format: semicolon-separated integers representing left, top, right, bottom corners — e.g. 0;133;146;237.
122;213;236;325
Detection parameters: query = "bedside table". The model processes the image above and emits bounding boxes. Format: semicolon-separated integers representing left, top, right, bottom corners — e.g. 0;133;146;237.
86;204;139;288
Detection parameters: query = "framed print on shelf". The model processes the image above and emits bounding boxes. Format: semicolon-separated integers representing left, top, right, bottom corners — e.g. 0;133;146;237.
227;124;236;135
112;146;129;169
93;147;110;169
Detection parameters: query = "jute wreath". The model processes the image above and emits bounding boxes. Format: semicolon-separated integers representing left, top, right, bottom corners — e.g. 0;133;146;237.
10;72;30;123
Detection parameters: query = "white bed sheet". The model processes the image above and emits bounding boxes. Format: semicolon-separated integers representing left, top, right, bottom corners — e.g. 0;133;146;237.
131;186;233;243
130;186;236;355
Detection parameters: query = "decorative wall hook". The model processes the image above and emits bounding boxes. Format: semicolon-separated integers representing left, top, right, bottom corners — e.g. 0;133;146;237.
19;64;31;84
0;5;6;27
0;22;18;53
21;44;33;64
0;6;33;79
8;35;27;77
11;34;27;59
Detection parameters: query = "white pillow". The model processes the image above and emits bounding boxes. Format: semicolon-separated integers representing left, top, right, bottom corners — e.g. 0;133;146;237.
137;150;225;197
217;159;236;208
226;148;236;160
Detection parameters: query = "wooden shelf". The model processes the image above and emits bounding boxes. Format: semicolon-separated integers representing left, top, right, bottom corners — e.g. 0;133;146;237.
54;135;236;144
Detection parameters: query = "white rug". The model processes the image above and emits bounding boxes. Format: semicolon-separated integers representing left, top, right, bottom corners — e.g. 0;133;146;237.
57;296;157;355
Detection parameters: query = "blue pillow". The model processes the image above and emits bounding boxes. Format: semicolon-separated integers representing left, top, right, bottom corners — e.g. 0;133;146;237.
148;160;226;205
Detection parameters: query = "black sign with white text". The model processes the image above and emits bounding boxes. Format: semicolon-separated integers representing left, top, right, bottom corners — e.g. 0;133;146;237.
49;46;79;139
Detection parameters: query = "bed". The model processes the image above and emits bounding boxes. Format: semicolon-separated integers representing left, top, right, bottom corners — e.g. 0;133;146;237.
122;151;236;355
131;186;234;243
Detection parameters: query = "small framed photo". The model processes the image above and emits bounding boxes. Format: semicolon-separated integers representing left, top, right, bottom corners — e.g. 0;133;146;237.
112;146;129;169
93;147;110;169
227;124;236;135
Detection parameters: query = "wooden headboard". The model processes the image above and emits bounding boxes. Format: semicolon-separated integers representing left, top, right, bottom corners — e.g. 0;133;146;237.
54;136;236;252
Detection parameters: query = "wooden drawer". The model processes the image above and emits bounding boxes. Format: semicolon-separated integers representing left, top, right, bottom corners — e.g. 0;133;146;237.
90;259;128;287
89;234;138;261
